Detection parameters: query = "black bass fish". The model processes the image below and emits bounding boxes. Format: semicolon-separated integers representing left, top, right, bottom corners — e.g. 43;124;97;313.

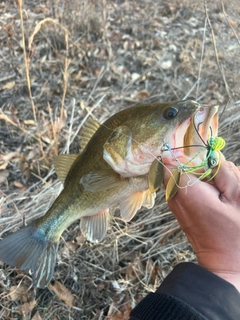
0;100;219;288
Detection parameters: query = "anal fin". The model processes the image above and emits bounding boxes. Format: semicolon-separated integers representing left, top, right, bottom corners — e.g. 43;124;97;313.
80;209;109;243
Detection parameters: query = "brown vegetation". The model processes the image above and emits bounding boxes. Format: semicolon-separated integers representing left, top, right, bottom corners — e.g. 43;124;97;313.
0;0;240;319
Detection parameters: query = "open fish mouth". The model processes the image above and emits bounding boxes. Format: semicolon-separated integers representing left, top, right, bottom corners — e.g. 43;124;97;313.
194;105;219;144
182;104;219;165
162;102;219;167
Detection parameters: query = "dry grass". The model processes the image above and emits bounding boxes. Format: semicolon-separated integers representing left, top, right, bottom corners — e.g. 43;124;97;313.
0;0;240;319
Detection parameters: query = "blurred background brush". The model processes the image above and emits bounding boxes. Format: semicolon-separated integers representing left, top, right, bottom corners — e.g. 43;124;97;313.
0;0;240;319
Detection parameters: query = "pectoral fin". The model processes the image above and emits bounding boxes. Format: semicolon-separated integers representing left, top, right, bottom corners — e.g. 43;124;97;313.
166;170;181;201
148;158;164;192
54;154;78;185
119;192;143;222
120;189;155;222
142;189;156;209
80;170;121;192
80;209;109;243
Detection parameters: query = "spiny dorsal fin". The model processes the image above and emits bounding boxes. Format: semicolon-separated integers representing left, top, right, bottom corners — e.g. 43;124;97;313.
80;209;109;243
54;154;78;185
80;115;100;152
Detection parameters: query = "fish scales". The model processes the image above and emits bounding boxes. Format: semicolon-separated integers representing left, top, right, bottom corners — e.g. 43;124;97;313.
36;102;184;235
0;100;220;288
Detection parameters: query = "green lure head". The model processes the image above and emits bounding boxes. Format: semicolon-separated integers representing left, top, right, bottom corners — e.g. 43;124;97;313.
206;136;226;169
208;136;226;152
170;136;226;179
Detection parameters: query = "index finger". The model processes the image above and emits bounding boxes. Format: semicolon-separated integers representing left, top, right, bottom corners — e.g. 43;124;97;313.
163;161;240;207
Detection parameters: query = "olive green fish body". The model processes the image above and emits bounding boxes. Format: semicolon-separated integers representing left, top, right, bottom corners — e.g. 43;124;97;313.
38;99;200;238
0;99;217;288
37;173;150;241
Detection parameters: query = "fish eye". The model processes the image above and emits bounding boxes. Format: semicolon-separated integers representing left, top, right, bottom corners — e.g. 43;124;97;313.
163;107;178;120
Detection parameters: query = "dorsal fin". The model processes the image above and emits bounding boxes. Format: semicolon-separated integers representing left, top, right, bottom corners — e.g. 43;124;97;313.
80;116;101;151
54;154;78;185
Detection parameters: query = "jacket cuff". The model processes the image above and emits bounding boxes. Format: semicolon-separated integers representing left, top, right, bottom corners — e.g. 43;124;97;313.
130;262;240;320
157;262;240;319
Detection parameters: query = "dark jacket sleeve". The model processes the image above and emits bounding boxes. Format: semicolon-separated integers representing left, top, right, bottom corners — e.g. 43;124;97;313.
129;262;240;320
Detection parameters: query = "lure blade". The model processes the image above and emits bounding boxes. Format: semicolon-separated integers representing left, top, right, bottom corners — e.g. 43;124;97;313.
166;170;181;201
148;157;164;192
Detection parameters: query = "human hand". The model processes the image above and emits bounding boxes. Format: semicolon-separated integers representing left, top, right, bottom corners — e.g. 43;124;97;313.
164;161;240;291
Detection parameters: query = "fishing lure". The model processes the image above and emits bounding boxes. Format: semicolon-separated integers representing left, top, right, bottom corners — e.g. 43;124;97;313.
164;136;226;201
173;136;225;178
198;136;226;180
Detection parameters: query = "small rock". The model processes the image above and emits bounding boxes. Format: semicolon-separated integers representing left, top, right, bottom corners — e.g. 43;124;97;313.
161;60;172;69
187;17;198;27
131;72;141;81
169;44;177;52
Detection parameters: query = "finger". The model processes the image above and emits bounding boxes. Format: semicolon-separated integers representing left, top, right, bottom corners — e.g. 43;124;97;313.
163;165;199;188
163;166;219;208
213;161;240;202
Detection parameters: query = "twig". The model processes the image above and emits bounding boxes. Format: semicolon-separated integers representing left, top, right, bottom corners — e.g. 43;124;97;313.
18;0;45;157
204;0;232;102
47;103;58;156
85;66;106;106
222;1;240;46
0;109;35;138
196;18;207;99
60;32;69;121
0;72;16;83
28;17;71;154
28;18;69;49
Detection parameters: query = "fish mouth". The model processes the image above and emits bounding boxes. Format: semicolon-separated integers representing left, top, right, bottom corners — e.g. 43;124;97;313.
193;105;219;144
162;103;219;167
181;104;219;164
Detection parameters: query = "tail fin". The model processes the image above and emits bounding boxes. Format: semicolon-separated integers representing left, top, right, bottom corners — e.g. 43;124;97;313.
0;224;58;288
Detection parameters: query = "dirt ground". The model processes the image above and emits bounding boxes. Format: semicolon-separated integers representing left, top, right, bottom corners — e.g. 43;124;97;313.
0;0;240;319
